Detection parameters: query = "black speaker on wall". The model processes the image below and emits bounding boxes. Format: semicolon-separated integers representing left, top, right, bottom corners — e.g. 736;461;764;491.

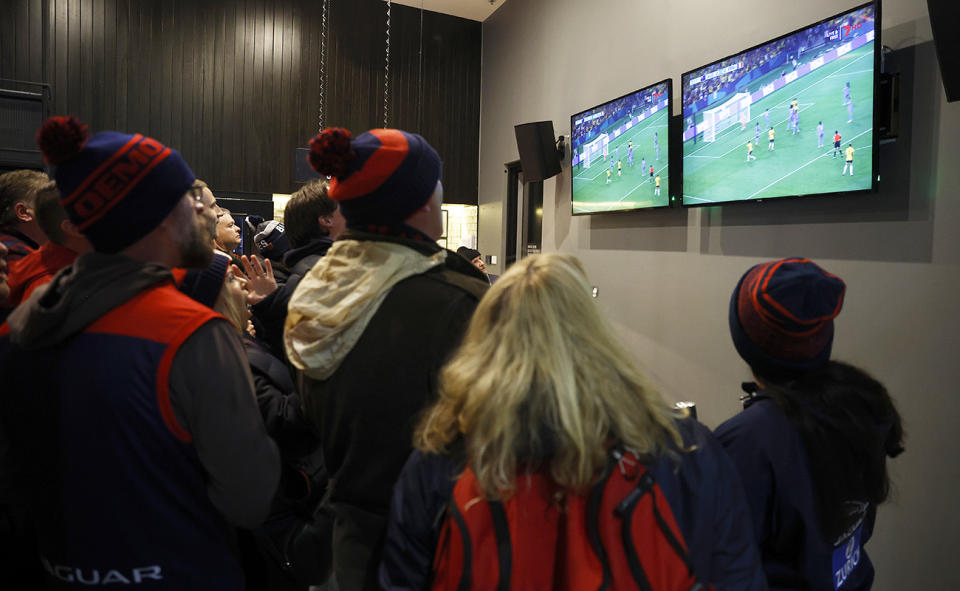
514;121;561;182
927;0;959;102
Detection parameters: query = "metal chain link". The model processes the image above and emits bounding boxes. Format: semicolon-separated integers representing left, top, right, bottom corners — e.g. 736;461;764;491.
417;0;423;132
384;0;391;129
318;0;330;133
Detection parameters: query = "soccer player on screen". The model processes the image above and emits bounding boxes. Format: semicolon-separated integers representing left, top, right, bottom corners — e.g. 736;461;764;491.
840;144;854;176
649;164;654;178
818;121;825;148
768;127;775;150
833;131;842;157
843;81;851;106
627;146;634;167
654;175;661;196
606;169;611;184
641;157;646;175
755;122;760;145
654;133;660;160
747;141;756;161
765;108;770;129
842;144;855;175
609;156;615;174
617;160;622;177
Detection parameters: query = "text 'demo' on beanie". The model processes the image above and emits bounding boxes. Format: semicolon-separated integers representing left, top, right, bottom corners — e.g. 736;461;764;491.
36;116;195;253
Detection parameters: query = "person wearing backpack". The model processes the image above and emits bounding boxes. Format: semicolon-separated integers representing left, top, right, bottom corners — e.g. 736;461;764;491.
379;253;767;591
714;258;904;590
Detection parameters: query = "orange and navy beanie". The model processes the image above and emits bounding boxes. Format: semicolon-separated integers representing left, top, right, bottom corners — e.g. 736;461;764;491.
729;257;846;378
176;251;231;308
306;127;441;229
36;116;195;254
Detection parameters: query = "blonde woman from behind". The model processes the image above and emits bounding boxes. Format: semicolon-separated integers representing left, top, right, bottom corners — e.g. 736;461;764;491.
379;253;767;591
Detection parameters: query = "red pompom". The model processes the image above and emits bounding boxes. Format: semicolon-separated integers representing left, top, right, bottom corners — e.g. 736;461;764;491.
36;116;89;166
308;127;355;178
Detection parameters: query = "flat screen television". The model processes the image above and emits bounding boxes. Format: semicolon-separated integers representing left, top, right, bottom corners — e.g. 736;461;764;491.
571;79;672;215
680;1;879;206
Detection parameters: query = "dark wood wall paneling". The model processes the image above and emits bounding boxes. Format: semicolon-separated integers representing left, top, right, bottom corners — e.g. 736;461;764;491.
0;0;481;203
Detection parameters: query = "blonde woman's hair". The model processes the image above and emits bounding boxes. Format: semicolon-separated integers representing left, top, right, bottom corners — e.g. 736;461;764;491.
213;268;248;334
416;253;683;499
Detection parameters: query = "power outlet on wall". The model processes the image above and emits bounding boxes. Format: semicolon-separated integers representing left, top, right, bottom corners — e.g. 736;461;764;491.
592;286;599;298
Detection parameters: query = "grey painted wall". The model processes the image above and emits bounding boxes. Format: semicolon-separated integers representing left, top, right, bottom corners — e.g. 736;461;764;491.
479;0;959;587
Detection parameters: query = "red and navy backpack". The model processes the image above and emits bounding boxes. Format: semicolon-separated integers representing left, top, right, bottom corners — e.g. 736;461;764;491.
431;447;710;591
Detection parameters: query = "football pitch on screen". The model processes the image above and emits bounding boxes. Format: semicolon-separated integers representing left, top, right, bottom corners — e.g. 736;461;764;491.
572;108;670;214
683;43;874;205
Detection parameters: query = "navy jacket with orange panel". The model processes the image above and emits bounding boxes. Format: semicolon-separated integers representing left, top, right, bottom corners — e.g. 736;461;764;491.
0;283;248;589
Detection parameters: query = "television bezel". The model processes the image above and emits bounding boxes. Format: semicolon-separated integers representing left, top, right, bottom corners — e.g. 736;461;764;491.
570;77;674;216
679;0;881;208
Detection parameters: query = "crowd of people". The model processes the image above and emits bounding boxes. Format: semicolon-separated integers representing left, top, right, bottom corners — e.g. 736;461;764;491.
0;115;903;591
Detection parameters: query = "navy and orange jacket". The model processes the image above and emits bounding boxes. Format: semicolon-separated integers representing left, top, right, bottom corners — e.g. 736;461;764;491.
4;242;78;307
715;396;877;590
0;283;246;589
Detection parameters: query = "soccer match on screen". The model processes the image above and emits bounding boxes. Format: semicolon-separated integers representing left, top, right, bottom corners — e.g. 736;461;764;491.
571;81;670;214
682;3;876;205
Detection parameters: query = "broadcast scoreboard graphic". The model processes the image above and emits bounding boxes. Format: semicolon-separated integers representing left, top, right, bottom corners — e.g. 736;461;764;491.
571;81;670;214
682;3;876;205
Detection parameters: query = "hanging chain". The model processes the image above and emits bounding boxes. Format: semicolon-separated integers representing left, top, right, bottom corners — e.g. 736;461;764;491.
318;0;330;133
384;0;391;128
417;0;423;132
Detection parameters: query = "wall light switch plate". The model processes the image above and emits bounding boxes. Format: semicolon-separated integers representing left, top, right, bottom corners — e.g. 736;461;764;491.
592;286;599;298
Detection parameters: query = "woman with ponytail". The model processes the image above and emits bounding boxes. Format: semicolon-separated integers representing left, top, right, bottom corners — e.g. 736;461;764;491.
716;258;905;590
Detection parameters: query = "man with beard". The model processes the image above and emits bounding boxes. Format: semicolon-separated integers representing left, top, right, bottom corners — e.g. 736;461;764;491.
0;116;279;590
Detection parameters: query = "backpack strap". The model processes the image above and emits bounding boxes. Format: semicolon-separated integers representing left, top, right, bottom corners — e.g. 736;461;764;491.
488;501;512;591
586;457;616;591
643;474;697;578
447;499;473;591
616;470;704;591
614;473;655;591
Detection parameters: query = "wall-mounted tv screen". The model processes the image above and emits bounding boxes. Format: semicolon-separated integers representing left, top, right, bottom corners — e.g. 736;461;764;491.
681;2;878;206
571;80;671;215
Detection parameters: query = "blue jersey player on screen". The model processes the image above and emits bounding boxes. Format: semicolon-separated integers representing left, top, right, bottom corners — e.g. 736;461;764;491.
818;121;824;148
627;145;634;166
654;132;660;160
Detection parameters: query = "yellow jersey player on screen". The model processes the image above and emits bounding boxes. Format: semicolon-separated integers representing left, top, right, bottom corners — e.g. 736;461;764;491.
654;175;661;196
842;144;855;176
606;168;612;184
628;140;633;150
747;141;756;161
791;99;799;112
768;127;775;150
617;160;622;176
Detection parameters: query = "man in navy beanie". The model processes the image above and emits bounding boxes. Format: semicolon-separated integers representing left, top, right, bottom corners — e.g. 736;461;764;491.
285;127;488;590
0;116;279;590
